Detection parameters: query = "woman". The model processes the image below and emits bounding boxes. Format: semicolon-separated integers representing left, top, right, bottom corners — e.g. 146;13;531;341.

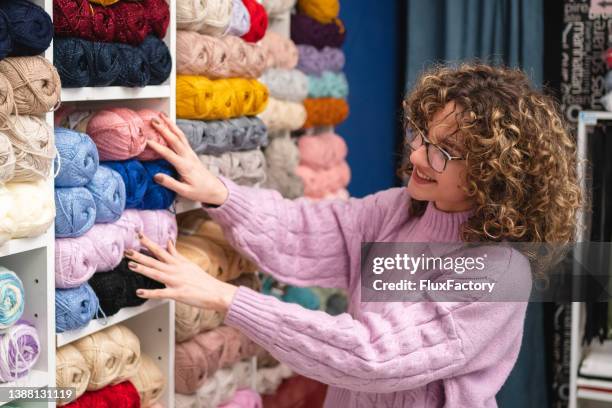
125;63;581;407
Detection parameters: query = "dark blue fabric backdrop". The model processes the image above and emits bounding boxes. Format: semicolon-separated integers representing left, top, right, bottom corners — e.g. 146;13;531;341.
337;1;402;197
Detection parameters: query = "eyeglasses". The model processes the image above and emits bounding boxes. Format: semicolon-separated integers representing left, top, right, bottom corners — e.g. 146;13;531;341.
405;120;464;173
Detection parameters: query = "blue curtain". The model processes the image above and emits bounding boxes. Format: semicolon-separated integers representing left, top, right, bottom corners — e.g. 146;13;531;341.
405;1;546;407
406;0;543;89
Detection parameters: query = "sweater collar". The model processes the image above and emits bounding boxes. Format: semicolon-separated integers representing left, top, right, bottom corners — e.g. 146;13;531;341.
418;201;473;242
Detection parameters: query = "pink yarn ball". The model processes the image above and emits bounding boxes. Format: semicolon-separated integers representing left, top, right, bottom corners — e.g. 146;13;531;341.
138;209;177;249
86;108;147;160
114;210;144;251
296;160;351;198
55;237;97;288
298;132;347;170
218;389;262;408
82;225;125;272
136;109;169;161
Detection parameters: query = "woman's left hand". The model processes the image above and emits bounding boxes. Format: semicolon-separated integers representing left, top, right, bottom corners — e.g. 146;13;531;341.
125;234;238;313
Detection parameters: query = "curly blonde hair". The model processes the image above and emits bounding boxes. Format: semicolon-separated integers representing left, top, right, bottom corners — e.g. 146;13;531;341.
400;63;582;277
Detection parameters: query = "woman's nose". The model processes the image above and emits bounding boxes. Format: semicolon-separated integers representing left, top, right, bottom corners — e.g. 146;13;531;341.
409;145;430;169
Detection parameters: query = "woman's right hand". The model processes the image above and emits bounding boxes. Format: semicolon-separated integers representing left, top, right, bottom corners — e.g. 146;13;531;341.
147;113;229;206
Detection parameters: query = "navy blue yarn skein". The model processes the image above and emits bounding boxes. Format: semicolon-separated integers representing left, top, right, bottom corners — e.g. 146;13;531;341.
85;166;126;224
138;35;171;85
0;11;12;60
54;186;97;238
0;0;53;56
55;283;99;333
112;43;150;87
101;160;149;208
54;127;99;188
138;159;176;210
53;38;90;87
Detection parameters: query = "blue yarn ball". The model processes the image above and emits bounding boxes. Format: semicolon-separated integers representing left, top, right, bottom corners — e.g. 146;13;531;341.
55;283;98;333
85;166;126;224
139;35;172;85
0;0;52;56
0;11;12;60
112;44;151;87
308;71;349;99
138;160;177;210
102;160;149;208
54;187;97;238
54;127;99;188
283;286;321;310
90;41;122;86
53;37;90;88
0;267;25;329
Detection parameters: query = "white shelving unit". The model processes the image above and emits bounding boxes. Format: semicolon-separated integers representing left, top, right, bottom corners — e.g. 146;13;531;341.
569;110;612;408
0;1;178;407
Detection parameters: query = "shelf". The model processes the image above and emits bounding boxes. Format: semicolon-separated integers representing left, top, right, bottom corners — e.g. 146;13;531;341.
175;197;201;214
0;234;50;258
61;85;171;102
577;388;612;402
0;369;48;405
56;299;168;347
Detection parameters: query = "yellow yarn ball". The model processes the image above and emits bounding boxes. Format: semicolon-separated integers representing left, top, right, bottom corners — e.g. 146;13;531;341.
73;331;123;391
176;75;269;120
88;0;120;5
56;344;91;406
130;354;166;407
104;324;141;384
297;0;340;23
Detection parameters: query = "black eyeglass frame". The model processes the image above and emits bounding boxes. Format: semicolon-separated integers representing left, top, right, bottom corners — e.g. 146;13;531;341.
404;118;465;173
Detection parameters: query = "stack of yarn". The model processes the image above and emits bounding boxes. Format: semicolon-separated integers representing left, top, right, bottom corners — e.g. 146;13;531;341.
53;0;172;87
0;267;41;383
176;0;270;188
258;31;306;198
174;211;264;407
56;324;166;407
291;0;351;199
0;0;57;246
53;119;174;333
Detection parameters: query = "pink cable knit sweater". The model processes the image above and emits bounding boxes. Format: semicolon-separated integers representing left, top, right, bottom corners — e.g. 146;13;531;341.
206;177;532;408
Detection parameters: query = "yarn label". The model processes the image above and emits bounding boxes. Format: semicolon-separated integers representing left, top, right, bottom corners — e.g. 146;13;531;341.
360;242;612;302
0;387;76;402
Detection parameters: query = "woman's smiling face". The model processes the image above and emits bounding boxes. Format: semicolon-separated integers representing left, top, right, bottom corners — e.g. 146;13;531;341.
406;102;473;212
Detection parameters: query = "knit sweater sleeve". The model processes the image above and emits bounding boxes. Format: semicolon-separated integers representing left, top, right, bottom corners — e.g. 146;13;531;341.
205;177;403;289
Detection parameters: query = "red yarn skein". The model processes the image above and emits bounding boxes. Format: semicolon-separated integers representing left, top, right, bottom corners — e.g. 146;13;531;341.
111;1;150;45
241;0;268;43
64;381;141;408
142;0;170;38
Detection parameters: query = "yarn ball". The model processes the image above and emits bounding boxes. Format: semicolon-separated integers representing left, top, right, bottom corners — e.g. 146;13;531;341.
104;324;141;384
73;331;123;390
138;160;177;210
225;0;251;37
177;117;268;155
0;131;15;184
135;109;168;161
5;115;55;182
297;45;345;76
142;0;171;38
291;13;346;49
138;209;178;248
176;31;267;79
55;237;97;288
261;0;296;16
176;76;269;120
255;364;293;395
112;44;151;87
176;0;233;35
101;160;149;208
88;0;119;5
1;179;55;239
303;97;349;127
263;167;304;199
218;388;262;408
0;57;61;115
114;209;144;250
260;68;308;102
0;73;14;128
83;224;126;272
199;150;267;187
175;302;225;343
193;362;253;408
56;344;91;405
326;292;348;315
0;11;12;60
131;354;166;407
54;127;100;188
85;166;126;223
264;132;299;170
298;132;347;170
63;380;140;408
54;186;97;238
53;38;123;87
240;0;268;43
55;284;99;333
0;268;25;329
296;160;350;198
139;35;172;85
0;0;53;56
0;322;40;382
297;0;339;24
260;31;298;70
258;97;306;132
308;71;349;99
87;108;147;161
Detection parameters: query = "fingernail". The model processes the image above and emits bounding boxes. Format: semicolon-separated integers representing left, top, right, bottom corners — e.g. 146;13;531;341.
151;118;161;125
137;232;144;239
128;261;138;269
136;289;145;296
124;249;134;257
160;112;168;118
153;174;163;182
